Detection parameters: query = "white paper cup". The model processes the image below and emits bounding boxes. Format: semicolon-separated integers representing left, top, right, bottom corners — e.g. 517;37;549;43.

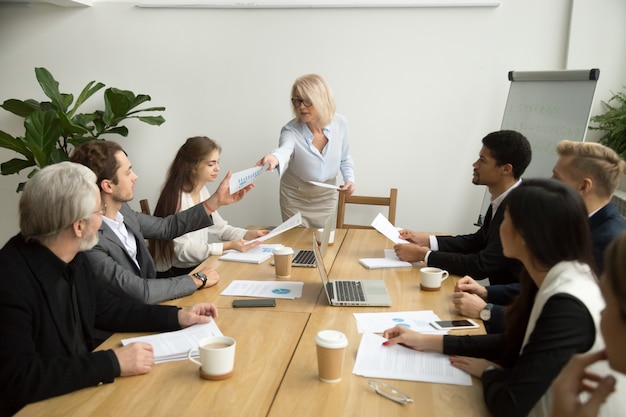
315;330;348;382
273;247;294;278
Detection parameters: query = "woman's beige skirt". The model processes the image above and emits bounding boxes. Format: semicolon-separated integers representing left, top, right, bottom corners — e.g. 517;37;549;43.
279;168;338;228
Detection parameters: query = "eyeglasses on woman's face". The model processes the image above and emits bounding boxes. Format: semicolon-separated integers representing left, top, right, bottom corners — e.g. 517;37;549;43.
291;97;313;108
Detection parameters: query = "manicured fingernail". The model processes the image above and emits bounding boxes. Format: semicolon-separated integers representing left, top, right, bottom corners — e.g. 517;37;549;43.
382;341;390;346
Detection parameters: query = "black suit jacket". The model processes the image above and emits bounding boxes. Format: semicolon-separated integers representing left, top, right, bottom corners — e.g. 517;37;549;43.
0;234;181;416
428;204;521;285
482;202;626;334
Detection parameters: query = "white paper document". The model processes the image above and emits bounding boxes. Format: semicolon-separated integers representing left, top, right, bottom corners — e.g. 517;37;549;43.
229;164;268;194
121;321;223;364
221;280;303;299
352;310;448;334
359;249;413;269
218;244;281;264
308;180;340;190
353;332;472;386
371;213;408;244
244;212;303;245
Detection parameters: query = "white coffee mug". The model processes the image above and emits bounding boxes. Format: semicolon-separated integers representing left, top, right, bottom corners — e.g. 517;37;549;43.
420;267;449;291
188;336;236;380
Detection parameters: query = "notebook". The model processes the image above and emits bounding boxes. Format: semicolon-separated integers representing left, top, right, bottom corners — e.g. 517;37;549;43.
290;215;333;267
313;234;392;307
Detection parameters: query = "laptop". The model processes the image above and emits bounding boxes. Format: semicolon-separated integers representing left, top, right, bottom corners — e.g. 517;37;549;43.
313;234;392;307
290;215;333;267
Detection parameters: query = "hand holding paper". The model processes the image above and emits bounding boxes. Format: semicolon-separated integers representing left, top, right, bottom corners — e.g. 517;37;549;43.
371;213;408;244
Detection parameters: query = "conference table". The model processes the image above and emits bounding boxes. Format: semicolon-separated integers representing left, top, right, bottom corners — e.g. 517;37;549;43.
17;228;489;417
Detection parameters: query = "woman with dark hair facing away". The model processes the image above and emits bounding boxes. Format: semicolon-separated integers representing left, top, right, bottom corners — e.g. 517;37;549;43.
256;74;355;228
550;230;626;417
150;136;268;275
383;178;616;417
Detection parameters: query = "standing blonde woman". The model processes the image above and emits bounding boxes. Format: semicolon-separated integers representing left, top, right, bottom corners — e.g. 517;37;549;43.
257;74;355;228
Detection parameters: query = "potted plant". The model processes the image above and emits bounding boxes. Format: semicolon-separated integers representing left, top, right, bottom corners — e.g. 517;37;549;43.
0;67;165;191
590;86;626;161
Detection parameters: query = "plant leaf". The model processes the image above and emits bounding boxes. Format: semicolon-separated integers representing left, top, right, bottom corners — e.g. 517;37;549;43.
1;99;41;118
101;126;129;137
35;67;69;113
1;158;35;175
103;88;134;125
59;111;91;137
0;130;32;157
138;115;166;126
49;146;70;164
23;110;62;168
69;80;105;117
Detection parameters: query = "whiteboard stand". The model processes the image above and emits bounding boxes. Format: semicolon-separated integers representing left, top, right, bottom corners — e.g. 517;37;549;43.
474;68;600;227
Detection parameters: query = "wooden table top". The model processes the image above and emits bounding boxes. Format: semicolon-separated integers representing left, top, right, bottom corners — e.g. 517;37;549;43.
16;228;489;417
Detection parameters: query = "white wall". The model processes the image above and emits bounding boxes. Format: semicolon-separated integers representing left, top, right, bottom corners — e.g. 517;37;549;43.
0;0;624;245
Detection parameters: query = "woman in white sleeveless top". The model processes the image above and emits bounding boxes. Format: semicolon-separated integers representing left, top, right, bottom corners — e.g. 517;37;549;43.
551;231;626;417
382;179;614;417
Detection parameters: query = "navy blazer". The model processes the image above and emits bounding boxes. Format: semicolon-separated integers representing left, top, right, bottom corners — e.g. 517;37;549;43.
0;234;180;416
428;203;521;285
589;202;626;273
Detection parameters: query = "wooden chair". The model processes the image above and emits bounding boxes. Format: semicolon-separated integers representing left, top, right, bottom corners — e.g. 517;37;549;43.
139;199;151;215
336;188;398;229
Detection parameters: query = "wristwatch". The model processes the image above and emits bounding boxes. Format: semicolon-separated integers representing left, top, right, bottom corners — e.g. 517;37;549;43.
480;303;494;321
193;271;208;289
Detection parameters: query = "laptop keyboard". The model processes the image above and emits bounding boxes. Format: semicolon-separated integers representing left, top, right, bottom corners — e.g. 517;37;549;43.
293;250;315;265
336;281;366;302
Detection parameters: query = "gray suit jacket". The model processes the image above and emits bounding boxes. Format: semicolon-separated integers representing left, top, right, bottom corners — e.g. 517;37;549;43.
84;202;213;304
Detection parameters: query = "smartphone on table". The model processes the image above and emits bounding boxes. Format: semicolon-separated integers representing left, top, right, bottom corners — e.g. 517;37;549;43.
232;298;276;308
430;319;479;331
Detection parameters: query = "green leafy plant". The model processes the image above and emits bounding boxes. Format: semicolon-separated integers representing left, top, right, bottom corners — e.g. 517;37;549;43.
0;67;166;191
590;86;626;160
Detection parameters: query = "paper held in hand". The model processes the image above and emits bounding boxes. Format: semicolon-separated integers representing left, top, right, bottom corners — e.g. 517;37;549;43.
308;180;341;190
229;164;268;194
244;212;303;245
370;213;409;244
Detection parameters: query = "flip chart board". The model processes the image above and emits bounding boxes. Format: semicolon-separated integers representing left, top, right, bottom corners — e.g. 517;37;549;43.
475;69;600;226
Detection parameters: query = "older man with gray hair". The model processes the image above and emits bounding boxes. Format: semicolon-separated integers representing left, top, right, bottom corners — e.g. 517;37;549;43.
0;162;219;417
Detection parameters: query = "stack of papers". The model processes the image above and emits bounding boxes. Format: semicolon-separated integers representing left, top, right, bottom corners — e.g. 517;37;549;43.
359;249;412;269
353;332;472;386
121;321;223;364
219;244;281;264
221;280;303;299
